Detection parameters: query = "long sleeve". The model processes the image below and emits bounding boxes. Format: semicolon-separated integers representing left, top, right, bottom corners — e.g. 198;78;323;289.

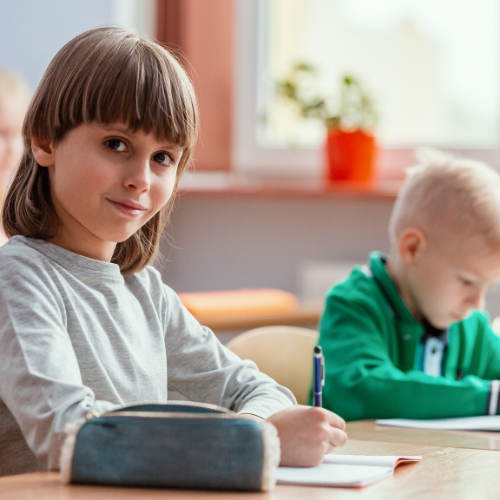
319;294;497;421
162;286;296;418
475;313;500;381
0;236;296;477
0;256;116;471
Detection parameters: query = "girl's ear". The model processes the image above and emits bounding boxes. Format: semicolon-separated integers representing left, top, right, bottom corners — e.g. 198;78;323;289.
31;135;55;167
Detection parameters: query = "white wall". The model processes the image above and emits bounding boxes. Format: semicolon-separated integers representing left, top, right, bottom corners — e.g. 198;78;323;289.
160;195;500;320
0;0;155;91
3;1;500;321
160;196;394;293
0;1;113;90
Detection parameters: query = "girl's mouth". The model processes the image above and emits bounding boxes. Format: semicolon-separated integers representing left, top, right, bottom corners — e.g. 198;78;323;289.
106;198;147;218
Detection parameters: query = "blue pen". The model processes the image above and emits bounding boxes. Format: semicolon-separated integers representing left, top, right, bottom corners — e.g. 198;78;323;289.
313;345;325;407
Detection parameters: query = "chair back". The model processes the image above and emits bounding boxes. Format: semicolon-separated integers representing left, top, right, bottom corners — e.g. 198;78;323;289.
226;326;319;405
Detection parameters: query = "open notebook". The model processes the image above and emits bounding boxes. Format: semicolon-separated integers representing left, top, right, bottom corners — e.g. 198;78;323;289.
277;455;421;488
377;416;500;431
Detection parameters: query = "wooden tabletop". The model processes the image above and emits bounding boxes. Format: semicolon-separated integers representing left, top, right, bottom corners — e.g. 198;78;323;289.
196;303;322;332
346;419;500;451
2;439;500;499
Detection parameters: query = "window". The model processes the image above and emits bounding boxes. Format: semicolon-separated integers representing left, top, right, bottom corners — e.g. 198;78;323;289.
233;0;500;178
111;0;156;38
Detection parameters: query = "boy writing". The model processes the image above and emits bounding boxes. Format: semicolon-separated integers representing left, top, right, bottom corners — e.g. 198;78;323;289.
319;152;500;420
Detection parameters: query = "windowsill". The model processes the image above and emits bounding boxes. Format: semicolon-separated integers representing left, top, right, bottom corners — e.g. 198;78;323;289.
178;172;402;199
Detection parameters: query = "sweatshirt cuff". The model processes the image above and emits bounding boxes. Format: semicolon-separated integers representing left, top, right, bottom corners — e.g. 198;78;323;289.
237;388;296;419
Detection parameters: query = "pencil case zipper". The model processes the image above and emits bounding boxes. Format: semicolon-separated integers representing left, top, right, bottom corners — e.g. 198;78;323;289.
86;400;236;420
100;411;238;419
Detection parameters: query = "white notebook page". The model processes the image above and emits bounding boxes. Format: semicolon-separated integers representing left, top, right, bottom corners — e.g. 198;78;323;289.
376;416;500;431
277;464;393;487
277;455;421;488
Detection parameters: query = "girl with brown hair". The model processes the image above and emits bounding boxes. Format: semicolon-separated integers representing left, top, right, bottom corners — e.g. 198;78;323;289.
0;27;346;477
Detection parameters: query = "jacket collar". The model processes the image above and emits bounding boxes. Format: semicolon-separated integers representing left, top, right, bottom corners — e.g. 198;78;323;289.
369;251;421;326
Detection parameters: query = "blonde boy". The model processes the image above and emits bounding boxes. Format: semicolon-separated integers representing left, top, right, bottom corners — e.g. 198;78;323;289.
319;151;500;420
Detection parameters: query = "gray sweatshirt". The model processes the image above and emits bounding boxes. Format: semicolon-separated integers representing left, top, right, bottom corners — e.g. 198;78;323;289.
0;236;295;476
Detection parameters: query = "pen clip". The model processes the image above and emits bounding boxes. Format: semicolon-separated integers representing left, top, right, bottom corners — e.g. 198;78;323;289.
321;354;325;386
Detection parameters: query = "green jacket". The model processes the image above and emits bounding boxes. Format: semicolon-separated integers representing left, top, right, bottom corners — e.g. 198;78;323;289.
317;252;500;421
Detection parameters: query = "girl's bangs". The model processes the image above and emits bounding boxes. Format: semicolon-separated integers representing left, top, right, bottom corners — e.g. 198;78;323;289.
62;35;197;151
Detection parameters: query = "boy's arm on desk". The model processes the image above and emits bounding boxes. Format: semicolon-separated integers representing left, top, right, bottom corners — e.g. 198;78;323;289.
319;295;495;421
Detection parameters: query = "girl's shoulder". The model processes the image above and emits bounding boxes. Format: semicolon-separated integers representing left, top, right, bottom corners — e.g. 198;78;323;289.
125;265;177;301
0;236;67;301
0;237;123;293
0;236;50;272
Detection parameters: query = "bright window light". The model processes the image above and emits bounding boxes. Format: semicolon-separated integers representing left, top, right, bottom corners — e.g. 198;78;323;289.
263;0;500;149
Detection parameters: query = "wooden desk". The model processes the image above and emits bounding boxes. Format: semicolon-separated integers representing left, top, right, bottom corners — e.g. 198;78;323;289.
347;419;500;451
2;439;500;499
195;303;322;332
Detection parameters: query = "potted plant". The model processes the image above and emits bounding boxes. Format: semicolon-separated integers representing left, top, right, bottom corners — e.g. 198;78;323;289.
276;64;378;183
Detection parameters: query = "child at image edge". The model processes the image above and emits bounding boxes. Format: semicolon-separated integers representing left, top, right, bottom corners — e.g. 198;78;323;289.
319;151;500;421
0;69;30;246
0;28;347;477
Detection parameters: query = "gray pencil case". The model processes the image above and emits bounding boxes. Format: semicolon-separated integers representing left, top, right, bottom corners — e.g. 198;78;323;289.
59;401;280;491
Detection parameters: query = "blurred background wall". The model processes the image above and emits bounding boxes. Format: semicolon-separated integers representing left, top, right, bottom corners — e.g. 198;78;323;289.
0;1;154;91
2;0;500;318
162;195;393;297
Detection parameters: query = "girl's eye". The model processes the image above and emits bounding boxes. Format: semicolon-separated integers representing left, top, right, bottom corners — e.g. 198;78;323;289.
153;152;174;167
106;139;127;152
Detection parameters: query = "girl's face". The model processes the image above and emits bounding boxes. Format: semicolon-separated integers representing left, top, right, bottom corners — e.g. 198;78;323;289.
32;122;183;261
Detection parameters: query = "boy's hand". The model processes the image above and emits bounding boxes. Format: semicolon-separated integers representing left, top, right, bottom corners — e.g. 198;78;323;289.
266;405;347;467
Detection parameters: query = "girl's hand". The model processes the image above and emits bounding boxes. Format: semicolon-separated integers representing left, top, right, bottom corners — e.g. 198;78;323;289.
266;405;347;467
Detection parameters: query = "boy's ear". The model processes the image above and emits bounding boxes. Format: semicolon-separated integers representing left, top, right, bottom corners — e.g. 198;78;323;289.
31;135;55;167
398;228;427;264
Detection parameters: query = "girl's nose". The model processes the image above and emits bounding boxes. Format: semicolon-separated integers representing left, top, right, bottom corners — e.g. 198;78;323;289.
124;158;150;193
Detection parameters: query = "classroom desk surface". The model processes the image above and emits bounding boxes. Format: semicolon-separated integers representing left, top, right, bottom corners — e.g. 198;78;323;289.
196;302;322;332
3;439;500;500
347;419;500;451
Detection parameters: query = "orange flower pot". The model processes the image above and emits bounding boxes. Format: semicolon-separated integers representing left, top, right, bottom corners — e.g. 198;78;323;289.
325;128;377;182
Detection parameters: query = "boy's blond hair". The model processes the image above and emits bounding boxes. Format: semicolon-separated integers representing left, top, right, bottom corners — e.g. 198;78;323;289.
2;27;198;274
389;150;500;250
